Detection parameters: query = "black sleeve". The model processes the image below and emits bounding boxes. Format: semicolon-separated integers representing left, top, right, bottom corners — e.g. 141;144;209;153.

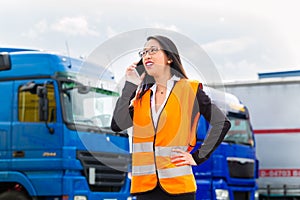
110;81;137;132
192;85;231;165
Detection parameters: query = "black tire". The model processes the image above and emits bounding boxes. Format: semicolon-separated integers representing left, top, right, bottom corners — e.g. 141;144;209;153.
0;191;31;200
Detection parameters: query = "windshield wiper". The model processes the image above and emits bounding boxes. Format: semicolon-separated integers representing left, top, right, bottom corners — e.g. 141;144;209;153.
66;122;103;133
102;127;128;137
238;141;252;146
224;140;237;144
86;126;103;133
224;140;252;146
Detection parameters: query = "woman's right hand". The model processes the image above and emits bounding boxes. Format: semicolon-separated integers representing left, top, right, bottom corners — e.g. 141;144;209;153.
125;62;145;85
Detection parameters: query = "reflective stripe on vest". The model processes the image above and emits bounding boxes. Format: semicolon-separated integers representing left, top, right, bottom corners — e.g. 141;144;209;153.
133;142;153;152
131;79;200;194
159;165;193;179
132;165;156;176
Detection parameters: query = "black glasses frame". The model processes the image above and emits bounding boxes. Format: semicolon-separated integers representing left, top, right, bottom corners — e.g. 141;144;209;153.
138;47;161;58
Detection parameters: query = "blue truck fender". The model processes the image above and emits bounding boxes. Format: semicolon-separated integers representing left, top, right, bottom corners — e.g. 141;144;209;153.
0;171;37;196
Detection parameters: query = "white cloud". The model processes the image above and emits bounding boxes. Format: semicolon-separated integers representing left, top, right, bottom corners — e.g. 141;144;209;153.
150;23;180;32
217;59;260;81
21;16;100;39
106;26;118;38
202;37;255;55
51;16;99;36
21;20;48;39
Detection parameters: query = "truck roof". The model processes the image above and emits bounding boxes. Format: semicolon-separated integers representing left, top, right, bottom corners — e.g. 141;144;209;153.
0;47;114;82
0;47;39;53
203;85;246;116
258;69;300;79
209;69;300;88
218;76;300;87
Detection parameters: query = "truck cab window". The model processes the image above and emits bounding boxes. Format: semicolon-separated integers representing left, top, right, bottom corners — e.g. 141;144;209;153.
61;80;118;130
18;84;56;122
224;117;253;146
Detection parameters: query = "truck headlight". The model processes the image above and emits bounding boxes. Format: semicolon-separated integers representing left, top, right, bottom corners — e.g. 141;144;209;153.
215;189;229;200
74;196;87;200
128;172;132;180
255;191;259;200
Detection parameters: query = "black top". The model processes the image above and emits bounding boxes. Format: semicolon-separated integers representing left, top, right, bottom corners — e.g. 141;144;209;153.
111;81;231;165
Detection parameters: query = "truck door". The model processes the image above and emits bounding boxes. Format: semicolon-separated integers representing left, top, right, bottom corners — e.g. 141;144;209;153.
0;81;13;169
11;79;63;170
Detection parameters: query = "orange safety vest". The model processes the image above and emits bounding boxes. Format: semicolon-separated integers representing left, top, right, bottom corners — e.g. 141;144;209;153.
131;79;201;194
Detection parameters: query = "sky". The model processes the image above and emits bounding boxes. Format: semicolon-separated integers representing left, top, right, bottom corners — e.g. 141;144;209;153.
1;0;300;82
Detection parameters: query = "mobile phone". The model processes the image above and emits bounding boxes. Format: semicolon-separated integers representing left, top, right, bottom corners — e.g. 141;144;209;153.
135;59;145;76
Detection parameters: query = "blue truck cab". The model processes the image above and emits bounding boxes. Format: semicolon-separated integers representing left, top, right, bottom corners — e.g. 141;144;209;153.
193;86;259;200
0;48;131;200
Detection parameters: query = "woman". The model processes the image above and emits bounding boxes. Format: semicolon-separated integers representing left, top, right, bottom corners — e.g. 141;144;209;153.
111;35;231;200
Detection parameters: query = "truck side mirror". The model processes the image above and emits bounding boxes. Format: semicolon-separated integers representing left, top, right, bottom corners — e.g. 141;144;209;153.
0;52;11;71
37;86;49;121
37;85;54;134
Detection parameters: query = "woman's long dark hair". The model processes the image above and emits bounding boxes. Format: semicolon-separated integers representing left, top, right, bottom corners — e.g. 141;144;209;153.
137;35;188;99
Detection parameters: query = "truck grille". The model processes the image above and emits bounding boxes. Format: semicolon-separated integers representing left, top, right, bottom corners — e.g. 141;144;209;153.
227;157;255;178
77;151;130;192
233;191;250;200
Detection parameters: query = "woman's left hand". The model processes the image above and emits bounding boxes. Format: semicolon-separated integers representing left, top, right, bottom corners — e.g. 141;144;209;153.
170;149;197;166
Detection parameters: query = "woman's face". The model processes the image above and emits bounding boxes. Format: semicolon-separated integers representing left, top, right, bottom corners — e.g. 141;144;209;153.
142;39;170;78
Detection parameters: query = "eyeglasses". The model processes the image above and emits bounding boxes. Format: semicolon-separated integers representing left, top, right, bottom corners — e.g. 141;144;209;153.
138;46;161;58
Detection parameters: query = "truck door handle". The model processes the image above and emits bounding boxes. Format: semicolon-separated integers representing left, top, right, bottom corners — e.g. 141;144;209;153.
13;151;25;158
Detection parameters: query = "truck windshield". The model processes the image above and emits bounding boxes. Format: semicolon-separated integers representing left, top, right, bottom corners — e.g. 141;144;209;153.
223;117;254;146
60;80;119;131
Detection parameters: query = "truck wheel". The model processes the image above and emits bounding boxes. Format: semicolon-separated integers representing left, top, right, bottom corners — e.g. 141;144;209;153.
0;191;31;200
